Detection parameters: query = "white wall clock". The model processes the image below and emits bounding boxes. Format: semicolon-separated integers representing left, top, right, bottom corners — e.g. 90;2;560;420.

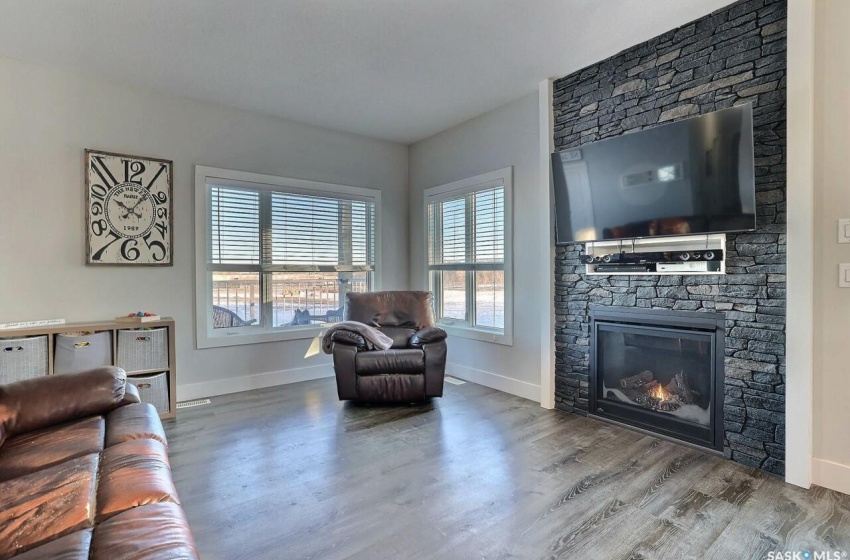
85;149;173;265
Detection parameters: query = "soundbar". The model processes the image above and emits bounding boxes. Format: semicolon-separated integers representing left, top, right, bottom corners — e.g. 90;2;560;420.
582;252;665;264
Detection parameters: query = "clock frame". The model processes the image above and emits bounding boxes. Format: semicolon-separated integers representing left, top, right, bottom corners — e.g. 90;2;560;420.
85;149;173;266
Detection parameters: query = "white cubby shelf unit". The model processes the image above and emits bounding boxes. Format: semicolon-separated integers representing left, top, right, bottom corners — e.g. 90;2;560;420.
583;233;727;276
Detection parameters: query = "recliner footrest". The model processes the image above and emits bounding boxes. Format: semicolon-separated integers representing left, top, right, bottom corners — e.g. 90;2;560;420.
356;374;425;402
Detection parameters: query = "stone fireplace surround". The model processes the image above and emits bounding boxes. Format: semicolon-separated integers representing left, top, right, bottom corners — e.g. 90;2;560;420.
552;0;787;475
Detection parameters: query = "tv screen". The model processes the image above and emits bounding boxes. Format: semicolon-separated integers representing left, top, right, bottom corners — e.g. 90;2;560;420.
552;104;756;244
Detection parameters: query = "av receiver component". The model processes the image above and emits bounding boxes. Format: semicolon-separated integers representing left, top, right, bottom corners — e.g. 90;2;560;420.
657;261;722;272
595;264;654;273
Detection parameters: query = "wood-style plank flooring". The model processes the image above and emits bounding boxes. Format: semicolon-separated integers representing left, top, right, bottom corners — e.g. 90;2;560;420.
165;378;850;560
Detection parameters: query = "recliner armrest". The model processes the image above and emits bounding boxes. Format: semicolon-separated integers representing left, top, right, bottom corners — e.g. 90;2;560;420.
330;330;367;349
0;366;130;439
409;326;448;348
332;344;358;400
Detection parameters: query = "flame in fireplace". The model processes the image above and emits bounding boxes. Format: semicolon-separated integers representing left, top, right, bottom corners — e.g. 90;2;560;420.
650;384;671;402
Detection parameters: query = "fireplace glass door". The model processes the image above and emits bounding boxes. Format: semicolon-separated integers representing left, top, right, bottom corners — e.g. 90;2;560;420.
596;324;714;427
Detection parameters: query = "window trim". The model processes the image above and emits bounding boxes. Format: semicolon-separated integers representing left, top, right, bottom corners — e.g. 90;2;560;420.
194;165;382;349
424;167;513;346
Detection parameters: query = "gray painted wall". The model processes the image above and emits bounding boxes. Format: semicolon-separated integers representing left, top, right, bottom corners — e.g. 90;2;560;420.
409;93;546;399
813;0;850;483
0;56;410;398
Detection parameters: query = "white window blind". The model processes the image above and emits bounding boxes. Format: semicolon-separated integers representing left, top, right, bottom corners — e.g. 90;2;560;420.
473;188;505;264
210;187;260;265
427;185;504;271
209;185;375;272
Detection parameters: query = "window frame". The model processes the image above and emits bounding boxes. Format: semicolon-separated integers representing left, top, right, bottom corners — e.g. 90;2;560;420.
424;167;513;346
194;165;381;349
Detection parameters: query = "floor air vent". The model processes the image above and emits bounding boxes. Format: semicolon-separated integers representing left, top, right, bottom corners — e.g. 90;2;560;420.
176;399;212;409
445;377;466;385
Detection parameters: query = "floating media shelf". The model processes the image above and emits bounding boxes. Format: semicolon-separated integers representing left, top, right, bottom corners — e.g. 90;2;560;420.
583;233;727;276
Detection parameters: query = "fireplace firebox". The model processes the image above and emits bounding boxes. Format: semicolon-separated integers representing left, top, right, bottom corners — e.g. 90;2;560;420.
589;307;725;451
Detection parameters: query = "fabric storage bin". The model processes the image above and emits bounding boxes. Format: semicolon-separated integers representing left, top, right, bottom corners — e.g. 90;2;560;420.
54;331;112;374
0;335;48;383
117;328;168;372
128;372;170;414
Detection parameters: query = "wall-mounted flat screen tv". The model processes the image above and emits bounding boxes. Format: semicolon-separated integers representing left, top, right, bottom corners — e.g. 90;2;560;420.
551;104;756;244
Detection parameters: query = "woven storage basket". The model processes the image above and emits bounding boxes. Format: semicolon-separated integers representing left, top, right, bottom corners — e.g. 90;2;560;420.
54;331;112;374
128;372;170;414
117;328;168;372
0;335;48;383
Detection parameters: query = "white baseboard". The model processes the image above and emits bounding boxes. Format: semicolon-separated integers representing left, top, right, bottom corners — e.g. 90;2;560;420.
177;364;334;401
177;362;542;404
812;458;850;496
447;362;541;403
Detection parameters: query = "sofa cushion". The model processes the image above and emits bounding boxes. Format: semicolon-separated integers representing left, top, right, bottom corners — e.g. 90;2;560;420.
0;416;105;483
95;439;179;522
10;529;92;560
105;403;167;448
355;349;425;375
0;454;99;560
91;502;199;560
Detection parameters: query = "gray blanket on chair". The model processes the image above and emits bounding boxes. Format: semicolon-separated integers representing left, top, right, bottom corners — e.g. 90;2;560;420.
321;321;394;354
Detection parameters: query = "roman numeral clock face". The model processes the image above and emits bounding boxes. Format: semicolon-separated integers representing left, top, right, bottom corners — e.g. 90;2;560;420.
85;150;173;265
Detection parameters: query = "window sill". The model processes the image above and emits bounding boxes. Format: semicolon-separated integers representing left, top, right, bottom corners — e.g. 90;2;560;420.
197;325;325;349
438;323;513;346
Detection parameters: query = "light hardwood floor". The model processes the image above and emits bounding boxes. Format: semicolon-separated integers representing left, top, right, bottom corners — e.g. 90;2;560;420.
165;378;850;560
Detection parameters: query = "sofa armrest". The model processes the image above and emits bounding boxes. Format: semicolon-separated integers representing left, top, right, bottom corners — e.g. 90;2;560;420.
0;366;130;439
409;326;448;348
330;330;368;349
120;382;142;405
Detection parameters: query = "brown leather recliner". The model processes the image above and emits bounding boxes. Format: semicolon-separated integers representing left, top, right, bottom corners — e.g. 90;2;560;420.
330;291;448;402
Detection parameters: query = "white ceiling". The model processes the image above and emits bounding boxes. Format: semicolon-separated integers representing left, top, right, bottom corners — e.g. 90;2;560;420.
0;0;732;144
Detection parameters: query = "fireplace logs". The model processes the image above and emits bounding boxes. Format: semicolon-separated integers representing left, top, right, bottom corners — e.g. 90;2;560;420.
620;370;653;389
664;372;697;405
618;370;697;412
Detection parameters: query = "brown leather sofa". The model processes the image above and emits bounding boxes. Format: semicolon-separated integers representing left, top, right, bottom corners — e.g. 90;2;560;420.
0;367;198;560
330;291;448;402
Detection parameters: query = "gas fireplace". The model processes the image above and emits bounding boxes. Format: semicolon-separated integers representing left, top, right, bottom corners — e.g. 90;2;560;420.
589;307;725;451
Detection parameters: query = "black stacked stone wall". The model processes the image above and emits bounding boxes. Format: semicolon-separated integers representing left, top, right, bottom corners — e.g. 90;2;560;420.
552;0;787;474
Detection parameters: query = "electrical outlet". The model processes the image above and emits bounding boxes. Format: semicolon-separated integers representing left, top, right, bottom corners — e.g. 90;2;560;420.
840;264;850;288
839;219;850;244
